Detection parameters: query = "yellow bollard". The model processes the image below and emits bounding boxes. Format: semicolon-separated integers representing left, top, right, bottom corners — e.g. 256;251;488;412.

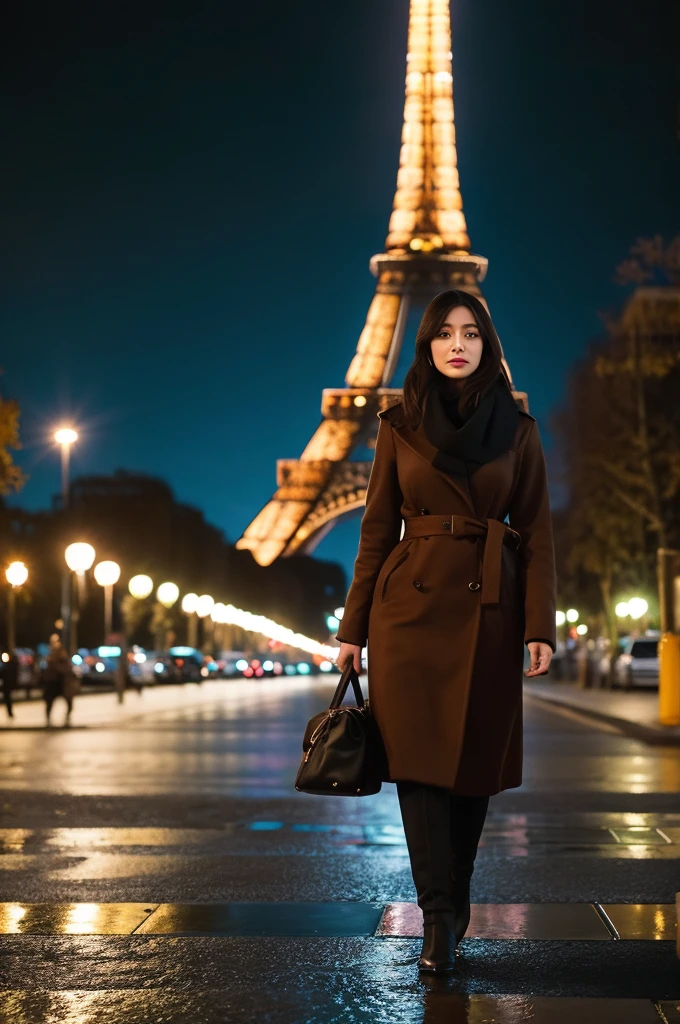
659;632;680;726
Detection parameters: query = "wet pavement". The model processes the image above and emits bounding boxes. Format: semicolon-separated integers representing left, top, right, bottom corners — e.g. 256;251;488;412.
0;677;679;1022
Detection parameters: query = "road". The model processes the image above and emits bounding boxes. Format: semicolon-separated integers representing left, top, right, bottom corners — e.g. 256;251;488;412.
0;676;678;1023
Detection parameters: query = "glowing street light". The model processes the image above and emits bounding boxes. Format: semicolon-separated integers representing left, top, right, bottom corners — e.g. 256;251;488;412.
628;597;648;620
211;602;227;623
157;582;180;609
94;561;121;641
5;562;28;588
576;624;588;636
5;561;28;651
556;610;566;627
615;601;629;618
94;561;120;588
128;574;154;600
566;608;579;623
65;543;95;574
195;594;214;618
54;427;78;447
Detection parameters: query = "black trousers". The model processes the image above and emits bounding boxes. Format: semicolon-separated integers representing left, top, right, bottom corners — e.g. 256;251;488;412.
44;681;72;719
396;780;489;923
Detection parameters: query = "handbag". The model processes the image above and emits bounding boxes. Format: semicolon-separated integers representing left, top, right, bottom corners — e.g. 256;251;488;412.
294;658;388;796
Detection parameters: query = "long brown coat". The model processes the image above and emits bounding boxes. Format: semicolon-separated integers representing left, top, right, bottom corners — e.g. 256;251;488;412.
336;398;557;796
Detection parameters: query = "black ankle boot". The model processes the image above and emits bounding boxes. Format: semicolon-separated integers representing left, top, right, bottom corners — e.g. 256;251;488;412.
419;912;457;973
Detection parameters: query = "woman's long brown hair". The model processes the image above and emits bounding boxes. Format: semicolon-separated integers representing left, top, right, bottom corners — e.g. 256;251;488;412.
400;289;513;428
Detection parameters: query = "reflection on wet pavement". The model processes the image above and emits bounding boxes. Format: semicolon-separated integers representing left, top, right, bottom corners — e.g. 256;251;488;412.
2;678;680;797
0;902;157;934
0;989;669;1024
0;900;675;940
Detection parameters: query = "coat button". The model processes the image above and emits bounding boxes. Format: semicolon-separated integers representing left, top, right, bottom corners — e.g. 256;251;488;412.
413;580;423;590
468;582;481;591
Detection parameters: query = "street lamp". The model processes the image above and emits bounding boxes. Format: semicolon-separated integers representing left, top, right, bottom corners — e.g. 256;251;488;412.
157;582;179;609
211;602;228;652
566;608;579;623
65;543;96;574
556;610;566;626
195;594;214;618
195;594;214;653
64;543;95;654
182;592;199;647
5;561;28;651
628;597;648;621
54;427;78;505
94;560;121;642
128;574;154;600
55;426;78;650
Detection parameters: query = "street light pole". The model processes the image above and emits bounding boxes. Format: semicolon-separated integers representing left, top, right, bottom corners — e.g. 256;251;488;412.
55;428;78;651
64;543;96;655
7;587;15;652
5;562;28;651
94;561;121;643
181;593;199;648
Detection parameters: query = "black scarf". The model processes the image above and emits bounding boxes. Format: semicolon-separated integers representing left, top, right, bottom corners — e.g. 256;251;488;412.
422;373;520;479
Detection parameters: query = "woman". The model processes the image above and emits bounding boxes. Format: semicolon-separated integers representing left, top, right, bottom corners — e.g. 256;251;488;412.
335;289;556;974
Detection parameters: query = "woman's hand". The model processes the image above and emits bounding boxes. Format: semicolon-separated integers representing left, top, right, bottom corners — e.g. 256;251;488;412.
524;642;552;677
335;642;363;674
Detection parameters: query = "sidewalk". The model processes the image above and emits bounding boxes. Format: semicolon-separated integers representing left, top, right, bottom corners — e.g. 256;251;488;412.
0;676;329;730
524;680;680;745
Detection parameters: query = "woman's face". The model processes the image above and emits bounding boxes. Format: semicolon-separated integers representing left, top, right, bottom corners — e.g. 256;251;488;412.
429;305;484;383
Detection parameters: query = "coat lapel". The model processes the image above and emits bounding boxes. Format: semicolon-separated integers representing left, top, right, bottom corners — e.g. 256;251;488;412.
390;418;476;514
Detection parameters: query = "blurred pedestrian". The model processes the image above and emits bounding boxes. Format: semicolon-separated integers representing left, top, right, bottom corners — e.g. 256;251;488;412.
42;634;79;726
114;649;141;703
0;651;18;718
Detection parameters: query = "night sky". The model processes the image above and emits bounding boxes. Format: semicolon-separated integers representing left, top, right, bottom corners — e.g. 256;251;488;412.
3;0;679;582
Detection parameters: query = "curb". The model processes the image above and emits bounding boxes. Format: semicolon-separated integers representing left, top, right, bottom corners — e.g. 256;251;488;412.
524;687;680;747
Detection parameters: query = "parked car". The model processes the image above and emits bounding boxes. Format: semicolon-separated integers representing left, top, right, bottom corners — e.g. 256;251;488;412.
72;647;117;686
613;635;660;689
167;647;205;682
596;633;659;689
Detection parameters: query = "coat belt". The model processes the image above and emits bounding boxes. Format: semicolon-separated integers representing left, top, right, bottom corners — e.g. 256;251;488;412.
401;514;521;606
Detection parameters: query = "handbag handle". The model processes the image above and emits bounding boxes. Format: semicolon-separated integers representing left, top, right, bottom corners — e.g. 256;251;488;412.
328;656;365;710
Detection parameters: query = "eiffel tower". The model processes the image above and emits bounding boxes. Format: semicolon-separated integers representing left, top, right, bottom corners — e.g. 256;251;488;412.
236;0;516;567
